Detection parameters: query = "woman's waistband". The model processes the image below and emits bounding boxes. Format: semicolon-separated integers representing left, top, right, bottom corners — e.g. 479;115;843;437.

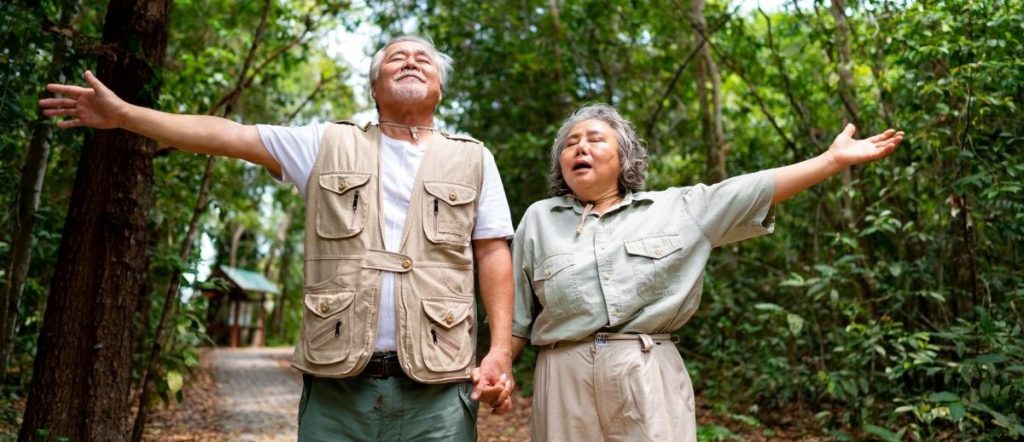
549;332;679;352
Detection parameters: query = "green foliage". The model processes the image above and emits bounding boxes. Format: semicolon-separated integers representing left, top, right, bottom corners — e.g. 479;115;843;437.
1;0;1021;439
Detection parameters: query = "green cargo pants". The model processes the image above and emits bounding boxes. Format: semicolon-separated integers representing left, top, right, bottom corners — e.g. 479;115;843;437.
297;374;479;441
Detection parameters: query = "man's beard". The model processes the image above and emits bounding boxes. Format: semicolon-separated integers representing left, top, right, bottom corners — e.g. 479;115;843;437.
390;81;428;102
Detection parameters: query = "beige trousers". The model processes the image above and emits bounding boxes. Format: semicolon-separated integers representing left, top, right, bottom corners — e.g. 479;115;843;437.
531;333;697;442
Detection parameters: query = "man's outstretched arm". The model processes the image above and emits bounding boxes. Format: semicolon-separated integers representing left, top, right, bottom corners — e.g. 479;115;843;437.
40;71;281;176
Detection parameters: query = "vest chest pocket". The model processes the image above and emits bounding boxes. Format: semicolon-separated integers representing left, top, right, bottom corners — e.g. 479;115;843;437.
422;181;477;246
302;290;356;365
420;297;474;373
624;235;687;300
316;172;371;239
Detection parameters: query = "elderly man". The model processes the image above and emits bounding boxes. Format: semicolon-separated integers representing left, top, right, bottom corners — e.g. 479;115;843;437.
40;35;515;441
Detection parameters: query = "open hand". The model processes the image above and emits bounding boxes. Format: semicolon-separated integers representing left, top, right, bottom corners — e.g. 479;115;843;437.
39;71;126;130
827;124;904;168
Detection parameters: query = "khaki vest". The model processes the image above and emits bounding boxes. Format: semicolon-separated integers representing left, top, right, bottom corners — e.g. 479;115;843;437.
290;121;485;383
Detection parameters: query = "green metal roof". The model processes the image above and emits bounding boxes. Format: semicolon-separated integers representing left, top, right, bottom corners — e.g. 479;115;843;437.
218;265;281;295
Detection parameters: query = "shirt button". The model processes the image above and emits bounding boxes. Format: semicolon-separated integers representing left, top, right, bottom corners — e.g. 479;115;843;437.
545;269;552;277
654;248;663;255
402;259;412;269
611;307;620;315
319;301;329;314
602;272;611;280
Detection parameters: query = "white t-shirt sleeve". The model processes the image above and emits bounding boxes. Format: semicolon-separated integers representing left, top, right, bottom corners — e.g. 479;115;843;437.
255;122;324;197
472;148;514;240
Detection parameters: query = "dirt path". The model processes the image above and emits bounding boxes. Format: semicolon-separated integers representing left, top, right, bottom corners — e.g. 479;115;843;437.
145;347;530;441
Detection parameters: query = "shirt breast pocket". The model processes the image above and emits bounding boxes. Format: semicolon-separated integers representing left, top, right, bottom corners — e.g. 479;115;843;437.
316;172;371;239
532;254;584;318
422;181;477;247
624;234;687;301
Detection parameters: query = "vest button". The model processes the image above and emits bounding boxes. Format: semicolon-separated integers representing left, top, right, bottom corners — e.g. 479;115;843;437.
337;184;346;192
319;301;329;313
402;259;412;269
444;312;454;325
448;192;457;201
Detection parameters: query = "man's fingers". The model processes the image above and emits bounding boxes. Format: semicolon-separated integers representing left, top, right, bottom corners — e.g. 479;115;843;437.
46;84;90;97
57;119;82;130
84;70;105;92
42;108;77;117
470;381;485;400
39;98;78;108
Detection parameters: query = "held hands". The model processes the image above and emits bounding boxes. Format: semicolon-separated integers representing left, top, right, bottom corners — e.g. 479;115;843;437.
470;350;515;414
39;71;127;130
825;124;904;169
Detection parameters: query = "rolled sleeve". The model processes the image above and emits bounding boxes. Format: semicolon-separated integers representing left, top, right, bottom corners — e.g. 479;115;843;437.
681;169;776;247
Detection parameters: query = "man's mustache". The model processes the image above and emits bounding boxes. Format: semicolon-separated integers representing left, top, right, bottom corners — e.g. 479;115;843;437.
394;70;426;82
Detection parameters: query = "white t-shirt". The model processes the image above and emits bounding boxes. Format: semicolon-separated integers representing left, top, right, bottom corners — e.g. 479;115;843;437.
257;122;514;351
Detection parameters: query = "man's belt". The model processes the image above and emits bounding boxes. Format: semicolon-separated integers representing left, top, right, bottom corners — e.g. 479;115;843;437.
362;351;406;378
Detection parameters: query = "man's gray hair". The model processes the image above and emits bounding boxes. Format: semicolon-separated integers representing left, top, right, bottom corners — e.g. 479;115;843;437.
369;35;453;92
548;104;649;197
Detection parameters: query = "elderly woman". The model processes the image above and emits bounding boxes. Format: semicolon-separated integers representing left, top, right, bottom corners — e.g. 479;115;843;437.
510;104;903;441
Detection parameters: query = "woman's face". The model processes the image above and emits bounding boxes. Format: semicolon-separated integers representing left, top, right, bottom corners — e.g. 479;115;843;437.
559;118;621;200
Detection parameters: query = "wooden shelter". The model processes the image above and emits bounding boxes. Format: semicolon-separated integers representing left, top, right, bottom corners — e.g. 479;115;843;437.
202;265;280;348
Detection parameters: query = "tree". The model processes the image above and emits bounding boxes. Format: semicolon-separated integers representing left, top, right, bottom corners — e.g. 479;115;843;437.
18;0;169;439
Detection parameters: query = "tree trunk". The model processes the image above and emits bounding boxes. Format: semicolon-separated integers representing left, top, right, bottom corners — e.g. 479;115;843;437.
692;0;726;183
273;238;294;340
0;2;77;387
229;224;247;268
830;0;859;231
18;1;169;440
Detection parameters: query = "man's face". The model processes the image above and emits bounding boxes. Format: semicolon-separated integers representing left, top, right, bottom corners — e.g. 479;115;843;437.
372;41;442;108
559;119;622;198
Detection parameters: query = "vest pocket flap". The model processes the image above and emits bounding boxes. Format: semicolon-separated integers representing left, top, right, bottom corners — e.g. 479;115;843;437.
534;254;574;281
424;181;477;206
304;291;356;319
624;235;685;259
319;172;371;196
422;297;472;330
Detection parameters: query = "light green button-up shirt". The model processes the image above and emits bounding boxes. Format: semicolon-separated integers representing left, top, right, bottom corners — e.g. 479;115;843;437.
511;170;776;345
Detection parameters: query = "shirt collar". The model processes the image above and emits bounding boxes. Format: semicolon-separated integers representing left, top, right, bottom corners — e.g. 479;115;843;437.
552;190;653;214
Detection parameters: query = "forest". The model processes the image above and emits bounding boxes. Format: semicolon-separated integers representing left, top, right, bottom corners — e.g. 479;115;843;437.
1;0;1022;440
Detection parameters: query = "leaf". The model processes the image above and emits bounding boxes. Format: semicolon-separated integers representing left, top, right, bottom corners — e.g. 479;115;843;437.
949;402;966;421
166;370;184;396
754;303;784;312
928;391;959;402
786;313;804;336
863;424;902;442
974;354;1007;364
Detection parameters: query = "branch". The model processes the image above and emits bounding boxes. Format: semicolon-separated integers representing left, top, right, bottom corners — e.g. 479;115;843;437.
284;73;335;124
759;6;820;147
644;3;740;137
690;23;800;154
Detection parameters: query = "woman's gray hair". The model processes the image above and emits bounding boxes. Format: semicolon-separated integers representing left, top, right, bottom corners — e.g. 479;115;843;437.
369;35;453;92
548;104;649;197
